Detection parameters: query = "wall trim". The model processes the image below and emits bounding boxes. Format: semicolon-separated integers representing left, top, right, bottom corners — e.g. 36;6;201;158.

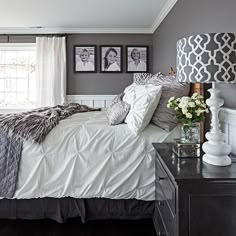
0;27;152;34
151;0;177;33
67;95;116;108
0;1;178;35
67;95;116;101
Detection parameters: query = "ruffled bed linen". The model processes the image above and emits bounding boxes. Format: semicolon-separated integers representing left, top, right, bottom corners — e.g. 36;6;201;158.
8;111;179;201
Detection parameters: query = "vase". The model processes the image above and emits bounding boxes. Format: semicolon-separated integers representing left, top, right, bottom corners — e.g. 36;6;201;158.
180;122;200;143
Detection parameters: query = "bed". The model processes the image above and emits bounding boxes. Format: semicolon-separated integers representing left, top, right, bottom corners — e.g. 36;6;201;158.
0;70;204;223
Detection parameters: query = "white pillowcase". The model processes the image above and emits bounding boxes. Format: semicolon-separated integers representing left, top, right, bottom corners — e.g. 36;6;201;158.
123;84;162;134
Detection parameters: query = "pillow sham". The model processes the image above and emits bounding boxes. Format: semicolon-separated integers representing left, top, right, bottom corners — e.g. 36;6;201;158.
148;74;190;132
106;97;130;125
133;72;163;85
110;93;124;106
123;84;162;135
133;73;153;85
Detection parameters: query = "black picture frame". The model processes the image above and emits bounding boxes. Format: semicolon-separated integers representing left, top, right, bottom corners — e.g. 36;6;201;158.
100;45;123;73
74;45;97;73
126;46;149;73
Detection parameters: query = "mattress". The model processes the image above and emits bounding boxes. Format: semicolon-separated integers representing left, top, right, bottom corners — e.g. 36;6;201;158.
12;111;179;201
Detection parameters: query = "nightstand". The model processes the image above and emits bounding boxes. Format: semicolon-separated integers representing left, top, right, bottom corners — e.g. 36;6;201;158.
152;143;236;236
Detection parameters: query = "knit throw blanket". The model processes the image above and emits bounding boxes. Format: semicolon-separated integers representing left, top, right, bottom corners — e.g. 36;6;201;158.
0;103;100;198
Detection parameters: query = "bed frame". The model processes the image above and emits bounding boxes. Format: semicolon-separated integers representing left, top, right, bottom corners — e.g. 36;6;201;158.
0;68;205;223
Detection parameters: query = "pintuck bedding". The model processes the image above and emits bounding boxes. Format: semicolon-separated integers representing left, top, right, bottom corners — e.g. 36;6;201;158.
8;111;179;201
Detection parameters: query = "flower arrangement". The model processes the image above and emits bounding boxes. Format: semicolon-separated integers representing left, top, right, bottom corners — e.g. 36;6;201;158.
167;93;209;124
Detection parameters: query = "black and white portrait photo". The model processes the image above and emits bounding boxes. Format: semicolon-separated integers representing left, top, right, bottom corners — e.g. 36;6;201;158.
100;46;122;73
74;45;96;72
126;46;148;72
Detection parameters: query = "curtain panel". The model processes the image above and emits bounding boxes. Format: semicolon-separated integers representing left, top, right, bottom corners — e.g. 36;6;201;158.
36;37;66;107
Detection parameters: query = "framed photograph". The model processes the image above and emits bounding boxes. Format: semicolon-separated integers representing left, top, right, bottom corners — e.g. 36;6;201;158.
126;46;149;73
100;46;122;73
74;45;97;73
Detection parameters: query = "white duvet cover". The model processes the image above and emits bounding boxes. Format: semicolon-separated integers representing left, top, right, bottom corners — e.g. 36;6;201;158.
12;111;179;201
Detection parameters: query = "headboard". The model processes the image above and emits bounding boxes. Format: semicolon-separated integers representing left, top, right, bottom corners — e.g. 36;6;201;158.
219;108;236;155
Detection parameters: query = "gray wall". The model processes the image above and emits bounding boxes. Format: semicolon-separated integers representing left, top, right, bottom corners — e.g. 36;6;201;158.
67;34;153;95
0;35;35;43
153;0;236;108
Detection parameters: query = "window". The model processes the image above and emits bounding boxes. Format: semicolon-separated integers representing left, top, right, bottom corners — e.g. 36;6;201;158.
0;43;36;108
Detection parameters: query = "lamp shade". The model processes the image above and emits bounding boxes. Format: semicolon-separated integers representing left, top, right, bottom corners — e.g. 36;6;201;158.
177;33;236;83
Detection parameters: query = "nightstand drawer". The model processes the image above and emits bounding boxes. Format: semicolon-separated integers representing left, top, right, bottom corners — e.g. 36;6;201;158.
156;200;176;236
153;204;168;236
156;157;176;215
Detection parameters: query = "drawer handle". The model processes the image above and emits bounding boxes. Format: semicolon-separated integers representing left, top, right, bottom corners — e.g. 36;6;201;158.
158;176;166;181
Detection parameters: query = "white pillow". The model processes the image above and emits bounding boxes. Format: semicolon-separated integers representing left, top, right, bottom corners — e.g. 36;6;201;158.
123;84;162;134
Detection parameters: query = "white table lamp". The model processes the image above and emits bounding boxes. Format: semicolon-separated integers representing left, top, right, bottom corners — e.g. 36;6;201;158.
176;33;236;166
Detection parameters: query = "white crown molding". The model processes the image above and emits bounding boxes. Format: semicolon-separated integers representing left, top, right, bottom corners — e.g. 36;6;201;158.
0;27;152;34
150;0;177;33
0;1;178;35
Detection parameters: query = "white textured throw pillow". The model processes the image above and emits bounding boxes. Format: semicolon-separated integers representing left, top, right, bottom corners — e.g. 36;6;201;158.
123;84;162;134
106;97;130;125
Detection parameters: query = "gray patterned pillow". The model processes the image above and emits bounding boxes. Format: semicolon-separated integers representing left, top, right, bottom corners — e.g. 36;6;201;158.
148;74;190;131
106;98;130;126
133;73;153;85
110;93;124;106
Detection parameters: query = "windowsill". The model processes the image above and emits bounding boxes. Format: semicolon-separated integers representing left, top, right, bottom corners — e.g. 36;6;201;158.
0;106;35;113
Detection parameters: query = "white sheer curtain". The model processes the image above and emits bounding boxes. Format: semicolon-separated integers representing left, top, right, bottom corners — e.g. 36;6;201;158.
36;37;66;107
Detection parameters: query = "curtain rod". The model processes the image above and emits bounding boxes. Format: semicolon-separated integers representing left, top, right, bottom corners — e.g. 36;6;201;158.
0;33;71;37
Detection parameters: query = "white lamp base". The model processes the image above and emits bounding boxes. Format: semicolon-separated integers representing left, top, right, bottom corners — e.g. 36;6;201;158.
202;83;231;166
202;132;231;166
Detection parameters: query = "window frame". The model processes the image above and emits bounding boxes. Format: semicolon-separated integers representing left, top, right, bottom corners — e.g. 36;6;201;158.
0;43;36;112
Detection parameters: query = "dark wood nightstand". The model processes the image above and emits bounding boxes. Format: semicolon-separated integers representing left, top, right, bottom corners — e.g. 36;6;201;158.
152;143;236;236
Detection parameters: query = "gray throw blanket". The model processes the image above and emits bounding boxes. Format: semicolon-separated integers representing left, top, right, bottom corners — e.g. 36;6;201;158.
0;103;100;198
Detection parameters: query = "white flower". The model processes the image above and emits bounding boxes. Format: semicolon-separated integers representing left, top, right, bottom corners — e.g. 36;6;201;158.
179;101;188;109
181;96;191;102
188;102;196;108
176;98;180;102
192;93;198;98
167;103;171;108
196;110;201;116
175;107;179;110
196;108;207;116
195;100;201;106
168;97;175;103
182;108;188;115
186;113;193;119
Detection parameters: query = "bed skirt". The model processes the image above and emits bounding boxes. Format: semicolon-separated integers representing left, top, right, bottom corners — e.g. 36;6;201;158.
0;198;154;223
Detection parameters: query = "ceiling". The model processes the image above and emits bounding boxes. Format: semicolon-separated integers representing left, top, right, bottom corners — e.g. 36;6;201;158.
0;0;177;34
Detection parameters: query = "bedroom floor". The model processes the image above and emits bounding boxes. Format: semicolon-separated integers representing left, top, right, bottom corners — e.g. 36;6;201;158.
0;219;156;236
